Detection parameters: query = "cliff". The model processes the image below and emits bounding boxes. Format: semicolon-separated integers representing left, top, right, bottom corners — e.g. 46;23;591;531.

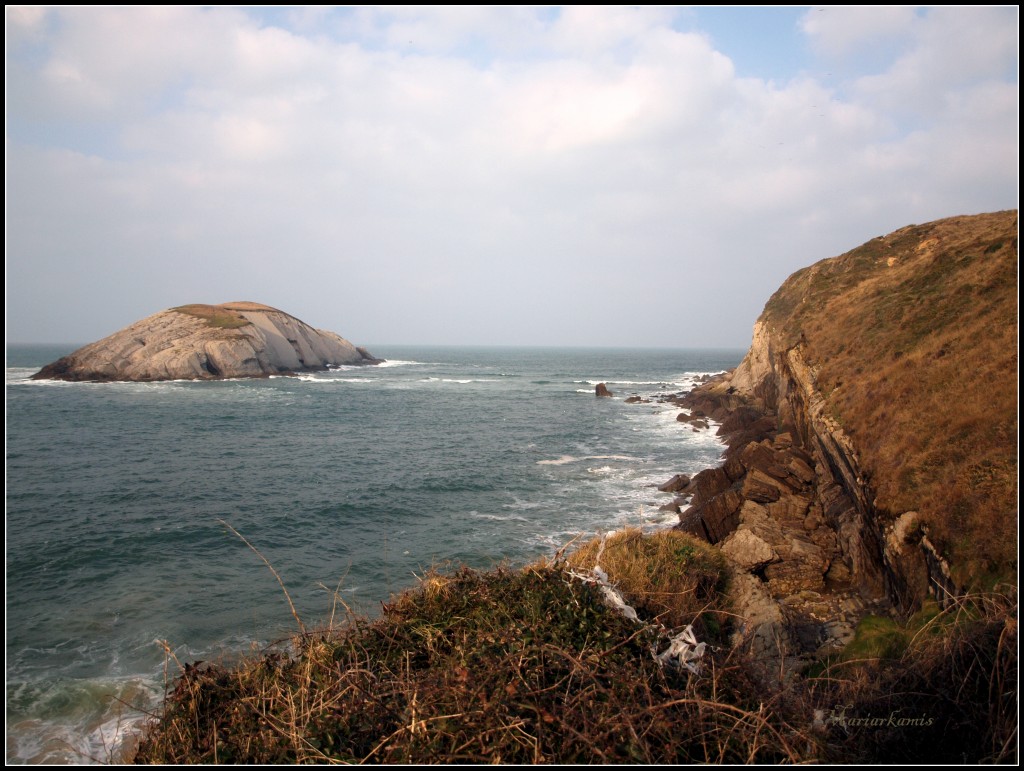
674;211;1017;627
31;302;381;382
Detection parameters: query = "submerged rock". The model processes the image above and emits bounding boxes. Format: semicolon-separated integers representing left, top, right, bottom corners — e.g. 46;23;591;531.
32;301;382;382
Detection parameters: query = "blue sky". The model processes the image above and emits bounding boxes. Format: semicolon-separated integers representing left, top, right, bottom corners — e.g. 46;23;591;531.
5;6;1018;347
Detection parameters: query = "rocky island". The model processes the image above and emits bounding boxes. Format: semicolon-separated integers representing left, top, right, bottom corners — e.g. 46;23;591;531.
31;301;381;382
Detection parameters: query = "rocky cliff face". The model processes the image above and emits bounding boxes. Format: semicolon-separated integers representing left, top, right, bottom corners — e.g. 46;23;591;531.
32;302;382;382
662;210;1017;664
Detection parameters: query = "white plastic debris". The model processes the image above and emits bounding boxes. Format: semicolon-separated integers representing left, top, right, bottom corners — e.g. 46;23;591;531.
566;532;641;623
565;529;707;675
656;624;706;674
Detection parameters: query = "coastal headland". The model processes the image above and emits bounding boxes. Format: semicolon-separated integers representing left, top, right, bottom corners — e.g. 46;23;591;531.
634;210;1018;670
132;212;1017;763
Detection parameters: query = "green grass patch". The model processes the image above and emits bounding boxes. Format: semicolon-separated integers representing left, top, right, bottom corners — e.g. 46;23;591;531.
806;590;1017;764
172;304;252;329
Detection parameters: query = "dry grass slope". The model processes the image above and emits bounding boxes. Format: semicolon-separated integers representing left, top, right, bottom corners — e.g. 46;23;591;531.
133;555;807;764
762;210;1018;586
131;532;1016;765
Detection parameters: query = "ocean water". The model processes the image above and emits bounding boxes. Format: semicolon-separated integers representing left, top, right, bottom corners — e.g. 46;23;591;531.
5;344;743;763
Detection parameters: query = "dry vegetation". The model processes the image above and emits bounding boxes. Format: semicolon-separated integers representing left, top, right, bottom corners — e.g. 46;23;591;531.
807;587;1018;764
132;531;1016;764
563;528;729;638
171;304;253;330
761;210;1018;586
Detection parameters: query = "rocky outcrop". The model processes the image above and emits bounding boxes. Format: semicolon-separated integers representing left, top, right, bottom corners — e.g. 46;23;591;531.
595;383;613;397
655;387;891;670
32;302;382;382
648;210;1017;670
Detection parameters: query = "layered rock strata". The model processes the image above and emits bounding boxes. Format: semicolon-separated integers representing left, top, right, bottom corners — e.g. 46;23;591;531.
648;210;1017;669
651;387;886;666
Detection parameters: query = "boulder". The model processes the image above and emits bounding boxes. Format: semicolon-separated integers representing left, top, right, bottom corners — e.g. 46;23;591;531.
692;489;744;543
720;529;779;571
687;467;732;505
741;468;796;503
595;383;614;397
729;573;791;661
657;473;691;493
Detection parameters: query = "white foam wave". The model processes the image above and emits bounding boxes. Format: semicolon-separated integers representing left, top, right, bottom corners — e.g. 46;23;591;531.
468;511;531;523
536;455;578;466
578;379;680;387
537;453;643;468
418;377;499;384
6;675;162;765
502;498;544;511
296;375;377;384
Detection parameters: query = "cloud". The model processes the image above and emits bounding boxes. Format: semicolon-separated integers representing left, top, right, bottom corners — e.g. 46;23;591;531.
5;6;1018;346
799;6;918;58
850;7;1019;117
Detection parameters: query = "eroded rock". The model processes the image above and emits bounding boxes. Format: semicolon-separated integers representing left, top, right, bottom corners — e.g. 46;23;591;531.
32;302;380;382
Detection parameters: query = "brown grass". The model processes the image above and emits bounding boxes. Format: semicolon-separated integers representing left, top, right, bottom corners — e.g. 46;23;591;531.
561;528;730;640
805;587;1018;764
132;559;803;764
761;210;1018;586
130;533;1016;765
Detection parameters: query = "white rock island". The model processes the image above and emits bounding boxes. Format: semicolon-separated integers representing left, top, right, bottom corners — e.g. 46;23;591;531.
32;301;381;382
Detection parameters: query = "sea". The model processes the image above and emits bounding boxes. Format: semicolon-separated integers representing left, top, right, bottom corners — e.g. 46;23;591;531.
5;344;743;764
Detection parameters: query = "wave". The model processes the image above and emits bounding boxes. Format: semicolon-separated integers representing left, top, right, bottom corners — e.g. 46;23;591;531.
372;359;423;368
418;377;499;384
295;375;377;384
577;379;685;387
536;455;578;466
468;511;531;523
6;675;162;765
537;454;642;467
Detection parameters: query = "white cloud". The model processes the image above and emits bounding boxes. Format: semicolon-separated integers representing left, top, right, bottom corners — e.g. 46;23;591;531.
800;6;918;58
851;7;1019;117
5;6;1018;346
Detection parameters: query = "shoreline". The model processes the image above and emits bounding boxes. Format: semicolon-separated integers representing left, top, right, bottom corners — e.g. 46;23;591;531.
636;374;893;669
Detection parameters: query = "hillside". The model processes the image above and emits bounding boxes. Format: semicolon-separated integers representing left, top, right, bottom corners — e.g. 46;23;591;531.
694;210;1017;601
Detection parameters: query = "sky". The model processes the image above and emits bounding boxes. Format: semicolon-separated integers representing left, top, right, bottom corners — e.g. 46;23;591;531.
5;6;1018;348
